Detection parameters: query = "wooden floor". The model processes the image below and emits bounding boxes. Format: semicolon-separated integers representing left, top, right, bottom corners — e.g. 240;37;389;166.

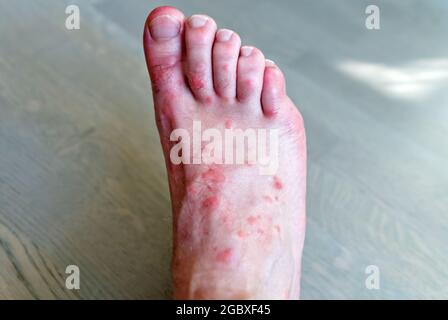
1;0;447;299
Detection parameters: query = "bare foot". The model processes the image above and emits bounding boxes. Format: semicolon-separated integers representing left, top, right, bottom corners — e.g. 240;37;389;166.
143;6;306;299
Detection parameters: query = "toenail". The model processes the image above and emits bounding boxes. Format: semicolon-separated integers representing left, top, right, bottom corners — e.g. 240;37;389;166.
189;15;208;28
265;59;276;67
216;29;233;42
149;15;181;40
240;46;254;57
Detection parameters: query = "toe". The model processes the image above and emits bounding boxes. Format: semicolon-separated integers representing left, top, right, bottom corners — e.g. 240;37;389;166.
185;15;217;102
237;46;265;105
261;60;287;116
212;29;241;99
143;6;186;96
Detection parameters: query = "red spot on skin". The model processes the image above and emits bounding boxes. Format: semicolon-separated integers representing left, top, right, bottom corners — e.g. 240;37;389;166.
202;196;220;209
201;168;226;183
190;75;205;90
273;176;283;190
244;79;253;90
237;230;249;238
246;215;260;225
215;247;233;264
204;96;212;104
263;195;273;203
225;119;232;129
149;66;174;93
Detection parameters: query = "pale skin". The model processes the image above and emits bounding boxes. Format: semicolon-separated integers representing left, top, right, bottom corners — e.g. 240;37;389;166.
143;6;307;299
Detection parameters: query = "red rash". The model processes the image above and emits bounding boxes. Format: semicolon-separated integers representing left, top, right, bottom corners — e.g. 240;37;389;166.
273;176;283;190
189;76;205;90
225;119;232;129
202;196;220;209
246;215;260;225
202;168;226;183
215;247;233;264
187;183;199;195
149;66;174;93
204;96;212;104
237;230;249;238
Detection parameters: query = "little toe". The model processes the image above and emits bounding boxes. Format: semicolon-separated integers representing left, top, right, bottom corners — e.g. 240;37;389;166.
261;59;287;117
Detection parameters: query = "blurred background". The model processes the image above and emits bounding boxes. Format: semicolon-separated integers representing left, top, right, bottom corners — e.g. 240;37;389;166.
0;0;447;299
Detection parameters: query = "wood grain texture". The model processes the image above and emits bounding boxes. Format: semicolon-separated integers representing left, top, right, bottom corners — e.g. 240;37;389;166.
0;0;447;299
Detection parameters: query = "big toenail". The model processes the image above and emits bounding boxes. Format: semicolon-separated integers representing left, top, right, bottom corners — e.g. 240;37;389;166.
149;15;181;40
189;15;208;28
265;59;276;67
216;29;233;42
240;46;254;57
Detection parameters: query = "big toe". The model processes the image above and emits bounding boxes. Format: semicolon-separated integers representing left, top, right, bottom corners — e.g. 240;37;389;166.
143;6;187;96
